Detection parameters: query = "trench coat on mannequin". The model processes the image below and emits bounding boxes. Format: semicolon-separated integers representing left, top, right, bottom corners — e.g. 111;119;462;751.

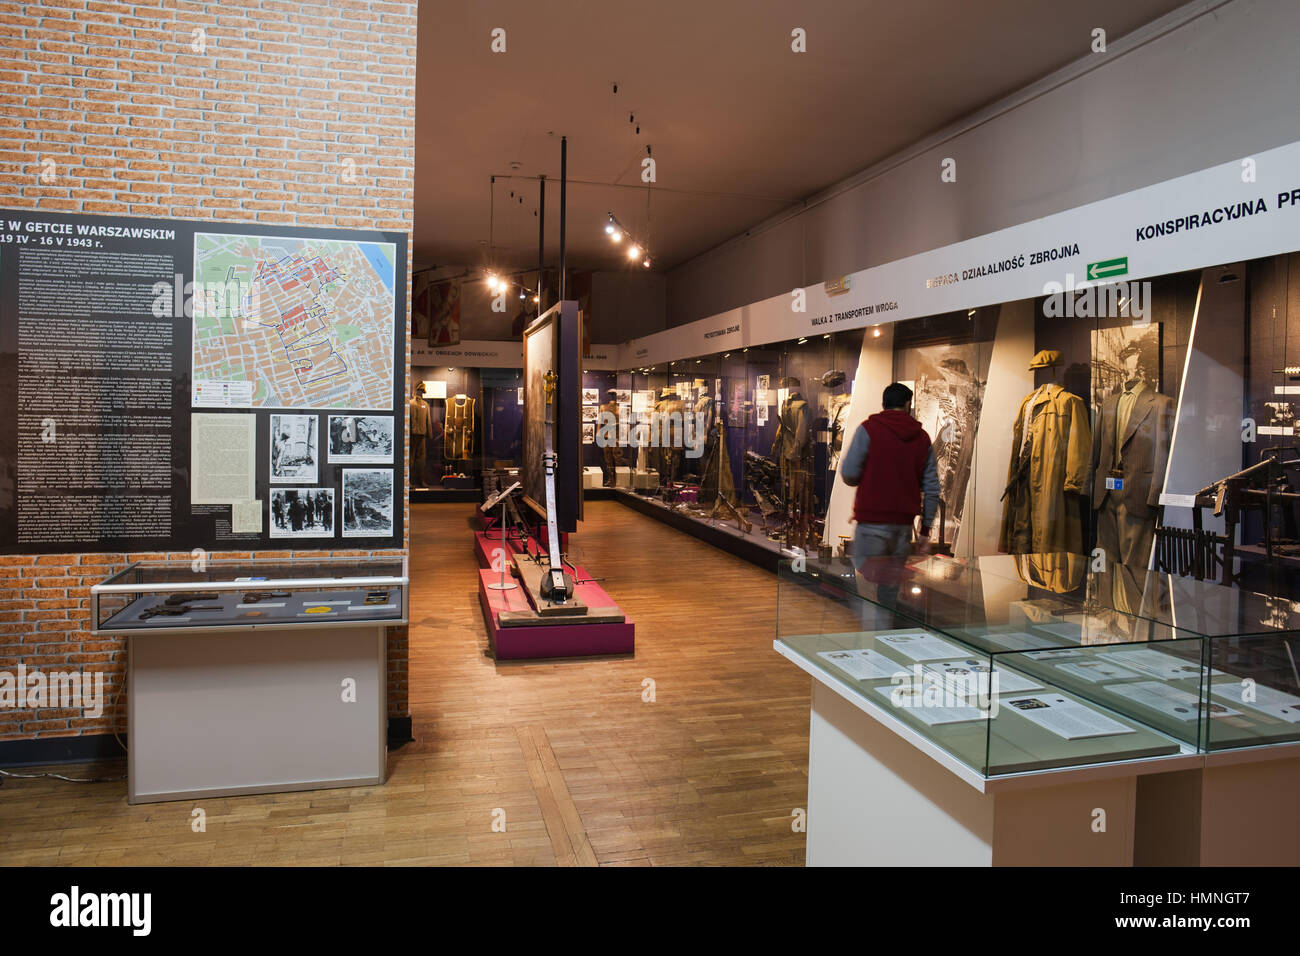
999;384;1092;554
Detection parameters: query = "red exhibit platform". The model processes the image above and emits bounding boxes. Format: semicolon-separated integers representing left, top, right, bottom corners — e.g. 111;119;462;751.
478;568;635;660
475;529;635;660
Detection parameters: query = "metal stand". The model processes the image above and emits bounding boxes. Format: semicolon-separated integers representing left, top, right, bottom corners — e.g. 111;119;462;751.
482;481;521;592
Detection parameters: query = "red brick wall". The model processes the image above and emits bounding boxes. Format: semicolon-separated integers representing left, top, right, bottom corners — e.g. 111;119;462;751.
0;0;418;744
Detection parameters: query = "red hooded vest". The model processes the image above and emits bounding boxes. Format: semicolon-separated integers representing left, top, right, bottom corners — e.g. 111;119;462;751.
853;410;932;525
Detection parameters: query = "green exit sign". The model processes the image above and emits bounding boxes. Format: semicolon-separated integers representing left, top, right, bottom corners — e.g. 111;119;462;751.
1086;256;1128;281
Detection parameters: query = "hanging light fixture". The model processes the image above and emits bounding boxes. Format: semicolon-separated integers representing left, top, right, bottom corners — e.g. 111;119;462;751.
604;211;653;269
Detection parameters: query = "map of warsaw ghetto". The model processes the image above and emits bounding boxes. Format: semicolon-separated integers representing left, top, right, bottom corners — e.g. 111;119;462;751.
191;233;397;410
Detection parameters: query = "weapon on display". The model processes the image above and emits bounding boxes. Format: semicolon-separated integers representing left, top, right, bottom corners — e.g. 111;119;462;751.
743;450;785;531
1155;445;1300;585
929;499;954;557
540;370;575;604
141;604;224;620
708;493;753;534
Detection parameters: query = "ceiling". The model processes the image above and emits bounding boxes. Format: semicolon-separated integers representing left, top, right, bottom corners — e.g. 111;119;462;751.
414;0;1190;277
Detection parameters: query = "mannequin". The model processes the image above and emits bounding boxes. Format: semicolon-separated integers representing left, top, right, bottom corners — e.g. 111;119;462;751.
772;376;813;547
702;390;737;510
408;383;434;486
599;388;624;486
657;385;686;498
1091;342;1174;568
444;392;476;460
999;350;1092;555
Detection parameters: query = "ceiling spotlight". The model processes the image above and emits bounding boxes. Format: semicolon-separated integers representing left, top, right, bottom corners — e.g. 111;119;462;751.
910;586;922;595
642;256;651;268
486;274;499;291
518;289;526;300
872;326;881;337
605;214;616;235
822;333;830;339
532;295;539;303
627;244;641;260
609;228;622;243
967;308;976;317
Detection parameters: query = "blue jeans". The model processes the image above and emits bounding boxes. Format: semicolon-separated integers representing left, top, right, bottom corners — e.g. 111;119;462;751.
852;522;913;629
852;522;913;568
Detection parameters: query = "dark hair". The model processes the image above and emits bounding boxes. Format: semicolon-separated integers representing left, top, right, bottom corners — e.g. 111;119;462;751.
882;382;913;410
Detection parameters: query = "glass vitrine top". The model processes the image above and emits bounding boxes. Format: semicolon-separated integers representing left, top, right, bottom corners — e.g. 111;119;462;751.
95;556;407;591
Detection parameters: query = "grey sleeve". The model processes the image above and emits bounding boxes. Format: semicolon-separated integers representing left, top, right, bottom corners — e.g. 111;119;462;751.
839;425;870;486
921;447;940;527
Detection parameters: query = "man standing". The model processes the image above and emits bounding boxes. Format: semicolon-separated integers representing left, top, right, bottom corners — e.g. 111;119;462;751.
840;382;940;570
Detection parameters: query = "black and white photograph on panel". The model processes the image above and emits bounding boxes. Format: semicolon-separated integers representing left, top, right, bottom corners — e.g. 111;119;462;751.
327;414;395;463
581;387;600;405
895;341;989;547
269;487;335;538
1090;323;1162;410
342;468;394;537
269;413;319;483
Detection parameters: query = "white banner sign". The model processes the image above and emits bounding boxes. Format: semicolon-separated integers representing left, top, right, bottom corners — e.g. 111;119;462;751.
619;139;1300;367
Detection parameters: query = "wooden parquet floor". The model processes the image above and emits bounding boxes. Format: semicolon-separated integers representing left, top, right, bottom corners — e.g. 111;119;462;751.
0;501;812;866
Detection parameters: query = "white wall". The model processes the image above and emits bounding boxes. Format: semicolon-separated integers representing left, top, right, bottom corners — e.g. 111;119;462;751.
589;271;666;343
666;0;1300;327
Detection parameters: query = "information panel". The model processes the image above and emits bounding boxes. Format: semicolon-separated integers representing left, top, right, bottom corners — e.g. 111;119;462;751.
0;209;407;554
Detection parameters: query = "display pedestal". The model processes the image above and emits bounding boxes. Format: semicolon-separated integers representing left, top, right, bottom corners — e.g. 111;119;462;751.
473;530;635;660
805;682;1140;866
1135;748;1300;865
478;566;634;660
128;625;387;804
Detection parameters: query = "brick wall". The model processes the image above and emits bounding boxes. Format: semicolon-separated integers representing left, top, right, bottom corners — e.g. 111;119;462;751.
0;0;418;745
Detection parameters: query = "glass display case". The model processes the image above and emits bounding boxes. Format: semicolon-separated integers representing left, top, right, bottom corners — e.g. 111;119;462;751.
610;329;865;555
776;555;1204;777
410;363;524;494
778;550;1300;776
91;557;408;634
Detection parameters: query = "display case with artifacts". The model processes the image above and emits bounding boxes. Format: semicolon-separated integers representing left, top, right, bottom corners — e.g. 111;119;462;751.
407;364;523;498
611;330;863;565
92;558;406;804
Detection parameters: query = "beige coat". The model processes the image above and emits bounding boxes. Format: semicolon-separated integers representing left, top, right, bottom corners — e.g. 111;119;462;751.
999;384;1092;554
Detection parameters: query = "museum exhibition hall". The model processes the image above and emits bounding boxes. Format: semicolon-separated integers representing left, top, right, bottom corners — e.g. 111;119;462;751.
2;0;1300;897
